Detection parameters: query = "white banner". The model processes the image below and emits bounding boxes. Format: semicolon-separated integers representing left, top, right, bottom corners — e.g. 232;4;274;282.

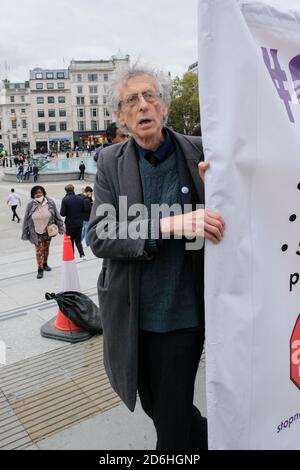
198;0;300;449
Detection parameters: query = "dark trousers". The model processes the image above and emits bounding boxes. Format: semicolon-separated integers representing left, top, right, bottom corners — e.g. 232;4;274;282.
138;328;207;451
79;171;85;180
66;226;84;257
11;205;20;222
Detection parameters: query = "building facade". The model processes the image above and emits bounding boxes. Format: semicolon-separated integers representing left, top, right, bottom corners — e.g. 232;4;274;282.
29;68;73;153
0;80;33;154
69;51;129;148
187;61;198;75
0;51;130;155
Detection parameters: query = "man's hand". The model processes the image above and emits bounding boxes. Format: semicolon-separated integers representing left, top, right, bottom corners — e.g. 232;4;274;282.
198;161;210;183
160;209;225;244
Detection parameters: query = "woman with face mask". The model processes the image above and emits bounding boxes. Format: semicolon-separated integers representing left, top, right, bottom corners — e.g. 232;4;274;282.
21;185;64;279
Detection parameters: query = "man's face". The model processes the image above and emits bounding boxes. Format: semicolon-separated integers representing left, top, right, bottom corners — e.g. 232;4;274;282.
112;128;128;144
116;75;167;145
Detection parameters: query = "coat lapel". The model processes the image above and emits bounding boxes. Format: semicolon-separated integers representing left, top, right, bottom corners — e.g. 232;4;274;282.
117;138;144;207
169;129;205;204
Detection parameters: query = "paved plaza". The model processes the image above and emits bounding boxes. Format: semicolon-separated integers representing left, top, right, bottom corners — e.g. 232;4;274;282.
0;163;206;450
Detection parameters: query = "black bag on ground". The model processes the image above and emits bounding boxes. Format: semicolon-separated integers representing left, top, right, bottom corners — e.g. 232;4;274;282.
45;291;102;334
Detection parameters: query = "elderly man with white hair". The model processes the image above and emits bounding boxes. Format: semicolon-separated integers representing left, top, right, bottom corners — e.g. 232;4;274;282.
88;64;225;450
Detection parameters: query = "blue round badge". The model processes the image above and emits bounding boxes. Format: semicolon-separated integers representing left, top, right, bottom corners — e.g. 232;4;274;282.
181;186;190;195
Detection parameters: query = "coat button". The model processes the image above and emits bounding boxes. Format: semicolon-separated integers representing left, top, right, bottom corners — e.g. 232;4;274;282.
181;186;190;195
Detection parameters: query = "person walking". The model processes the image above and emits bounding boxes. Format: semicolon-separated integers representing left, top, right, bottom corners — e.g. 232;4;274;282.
78;161;86;180
7;188;21;222
16;163;24;183
32;164;39;182
88;64;225;450
78;186;93;246
60;184;85;259
21;185;64;279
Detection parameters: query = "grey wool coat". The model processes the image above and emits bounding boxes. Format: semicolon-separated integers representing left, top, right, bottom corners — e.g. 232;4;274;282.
21;198;64;246
88;128;205;411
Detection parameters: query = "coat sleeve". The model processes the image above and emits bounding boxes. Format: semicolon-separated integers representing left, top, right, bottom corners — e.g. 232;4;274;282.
52;202;65;234
87;152;152;261
21;204;31;241
60;198;66;217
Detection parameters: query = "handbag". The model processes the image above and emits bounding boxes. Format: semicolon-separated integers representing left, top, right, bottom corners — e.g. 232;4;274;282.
47;223;59;237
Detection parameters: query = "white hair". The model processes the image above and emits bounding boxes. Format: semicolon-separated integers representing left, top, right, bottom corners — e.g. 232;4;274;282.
107;63;172;115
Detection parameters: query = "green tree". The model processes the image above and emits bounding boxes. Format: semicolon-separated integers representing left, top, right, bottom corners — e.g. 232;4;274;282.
168;72;200;135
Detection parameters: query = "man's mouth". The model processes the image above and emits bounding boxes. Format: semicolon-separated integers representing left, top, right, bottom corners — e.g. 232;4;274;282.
138;118;152;126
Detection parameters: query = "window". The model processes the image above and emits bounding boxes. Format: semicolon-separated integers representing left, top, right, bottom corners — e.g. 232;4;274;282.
12;134;17;139
91;120;98;131
77;74;82;82
21;96;25;103
77;108;85;118
104;73;109;82
48;109;55;117
11;109;15;114
49;123;56;132
104;120;111;130
46;72;54;79
0;135;2;139
59;109;66;117
57;72;65;79
22;120;27;129
47;83;54;90
58;96;65;103
35;73;43;79
48;96;55;103
57;82;65;89
11;120;17;129
78;121;85;131
36;83;43;90
89;85;98;94
90;96;98;105
37;97;44;104
88;73;98;82
21;108;26;114
38;123;46;132
77;86;83;94
10;96;15;103
22;134;27;138
60;122;67;131
76;97;85;105
104;107;110;117
37;110;45;118
103;95;107;105
91;108;98;118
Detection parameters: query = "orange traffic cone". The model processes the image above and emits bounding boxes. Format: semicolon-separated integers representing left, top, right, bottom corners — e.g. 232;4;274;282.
40;234;92;343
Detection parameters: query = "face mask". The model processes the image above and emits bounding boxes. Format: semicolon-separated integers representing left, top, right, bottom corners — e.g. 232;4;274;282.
35;196;44;203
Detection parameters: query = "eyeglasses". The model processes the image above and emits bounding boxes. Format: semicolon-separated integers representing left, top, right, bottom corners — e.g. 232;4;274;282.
119;90;162;109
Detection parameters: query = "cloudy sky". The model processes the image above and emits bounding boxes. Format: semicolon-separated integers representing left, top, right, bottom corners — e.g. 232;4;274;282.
0;0;199;82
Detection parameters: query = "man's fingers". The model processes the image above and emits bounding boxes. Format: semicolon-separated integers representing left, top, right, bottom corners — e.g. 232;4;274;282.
205;210;226;229
204;229;221;244
198;161;210;182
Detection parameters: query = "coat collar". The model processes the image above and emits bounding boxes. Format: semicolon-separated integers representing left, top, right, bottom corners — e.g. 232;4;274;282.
117;128;204;206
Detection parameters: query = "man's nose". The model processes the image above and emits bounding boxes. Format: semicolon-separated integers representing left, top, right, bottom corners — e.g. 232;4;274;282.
138;94;149;110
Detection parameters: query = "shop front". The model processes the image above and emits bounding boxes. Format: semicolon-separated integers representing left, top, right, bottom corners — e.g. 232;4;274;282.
73;131;106;151
49;137;72;153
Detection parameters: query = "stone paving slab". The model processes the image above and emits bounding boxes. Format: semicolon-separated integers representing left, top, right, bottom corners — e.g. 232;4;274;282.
0;336;121;449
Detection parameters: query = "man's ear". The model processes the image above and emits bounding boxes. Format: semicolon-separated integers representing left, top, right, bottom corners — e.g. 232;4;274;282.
162;105;168;120
116;111;125;127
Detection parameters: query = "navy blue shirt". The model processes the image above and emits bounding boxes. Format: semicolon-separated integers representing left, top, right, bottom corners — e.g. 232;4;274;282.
135;128;175;164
